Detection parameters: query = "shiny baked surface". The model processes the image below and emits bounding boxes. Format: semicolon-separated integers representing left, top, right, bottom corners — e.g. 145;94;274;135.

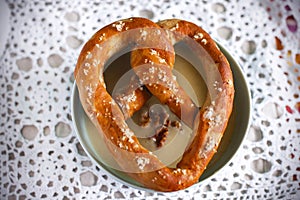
74;18;234;191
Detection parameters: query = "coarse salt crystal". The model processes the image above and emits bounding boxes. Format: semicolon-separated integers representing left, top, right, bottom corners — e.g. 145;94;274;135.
170;23;179;31
203;106;214;120
136;156;150;170
140;30;147;40
83;69;89;75
112;21;125;31
150;49;157;55
99;33;105;41
158;57;166;63
193;32;204;39
95;43;101;49
92;59;100;67
122;128;134;143
86;51;92;59
201;38;207;45
204;136;215;152
149;66;155;73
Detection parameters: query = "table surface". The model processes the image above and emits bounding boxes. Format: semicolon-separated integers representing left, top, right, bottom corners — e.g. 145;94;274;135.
0;0;299;199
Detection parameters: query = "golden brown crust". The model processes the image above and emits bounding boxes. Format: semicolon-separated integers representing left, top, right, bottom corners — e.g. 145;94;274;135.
158;18;234;170
113;75;151;119
74;17;234;192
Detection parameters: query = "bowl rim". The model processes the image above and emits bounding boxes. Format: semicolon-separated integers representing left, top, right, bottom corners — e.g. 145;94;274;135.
71;40;252;194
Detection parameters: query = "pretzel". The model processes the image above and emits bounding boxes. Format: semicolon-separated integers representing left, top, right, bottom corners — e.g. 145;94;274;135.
74;17;234;192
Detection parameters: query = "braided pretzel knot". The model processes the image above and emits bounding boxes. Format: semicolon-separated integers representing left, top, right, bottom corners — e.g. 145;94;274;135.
75;17;234;192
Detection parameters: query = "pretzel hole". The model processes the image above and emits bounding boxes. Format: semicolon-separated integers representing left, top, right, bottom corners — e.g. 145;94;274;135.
103;48;207;167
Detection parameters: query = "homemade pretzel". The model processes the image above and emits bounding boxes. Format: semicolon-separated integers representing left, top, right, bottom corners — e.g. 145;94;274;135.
74;17;234;192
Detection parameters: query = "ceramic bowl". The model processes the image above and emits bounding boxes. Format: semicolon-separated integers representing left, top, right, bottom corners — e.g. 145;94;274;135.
71;41;251;192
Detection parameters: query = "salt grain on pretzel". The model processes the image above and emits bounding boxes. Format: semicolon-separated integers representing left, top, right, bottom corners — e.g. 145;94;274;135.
74;17;234;192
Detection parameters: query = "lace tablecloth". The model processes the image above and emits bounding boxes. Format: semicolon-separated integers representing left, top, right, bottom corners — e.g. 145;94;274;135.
0;0;299;199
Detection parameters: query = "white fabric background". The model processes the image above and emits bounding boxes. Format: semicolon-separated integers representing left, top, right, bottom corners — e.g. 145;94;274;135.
0;0;299;199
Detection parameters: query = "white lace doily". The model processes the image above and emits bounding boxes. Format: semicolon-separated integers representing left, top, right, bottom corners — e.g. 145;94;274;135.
0;0;299;199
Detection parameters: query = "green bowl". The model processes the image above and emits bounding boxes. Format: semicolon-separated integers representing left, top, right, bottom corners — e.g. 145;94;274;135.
71;41;251;192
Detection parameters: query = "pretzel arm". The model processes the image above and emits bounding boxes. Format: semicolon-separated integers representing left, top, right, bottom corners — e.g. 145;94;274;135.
131;48;199;128
113;75;151;119
157;19;234;173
